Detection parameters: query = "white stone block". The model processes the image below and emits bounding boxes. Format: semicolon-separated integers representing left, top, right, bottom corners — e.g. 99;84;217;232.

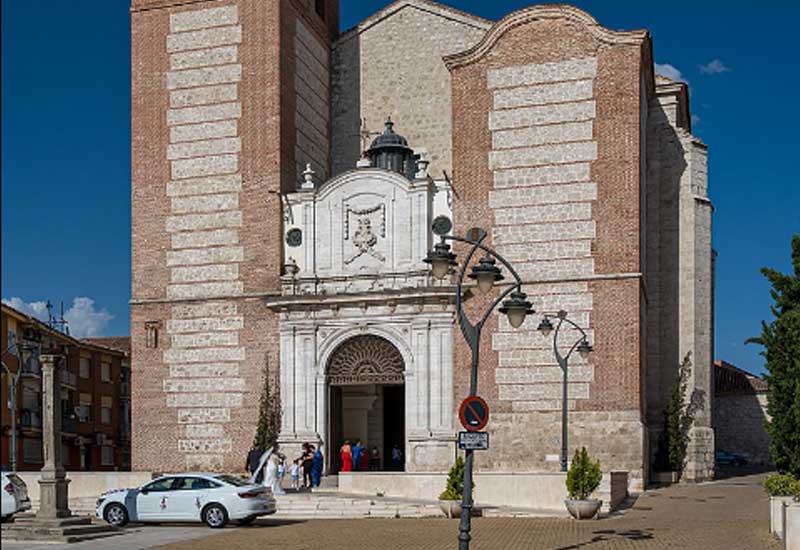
493;240;592;263
167;64;242;90
177;408;231;423
170;45;238;71
164;346;245;364
171;154;238;180
516;258;595;279
496;365;593;384
170;331;239;349
494;203;592;226
172;228;240;249
499;348;579;366
170;364;240;378
166;211;243;232
489;182;597;208
166;315;244;334
167;26;242;53
170;84;238;108
167;138;241;161
166;246;243;266
172;302;237;319
512;400;576;412
498;312;591;333
493;220;596;244
489;142;597;170
493;163;591;188
167;392;243;407
164;377;245;392
170;120;238;143
166;281;244;300
167;174;242;198
489;101;595;131
492;121;594;150
171;263;239;283
185;424;225;438
493;79;594;109
487;58;597;89
514;282;589;296
170;5;238;33
178;438;232;453
498;382;590;401
185;454;224;470
171;192;239;214
167;102;241;126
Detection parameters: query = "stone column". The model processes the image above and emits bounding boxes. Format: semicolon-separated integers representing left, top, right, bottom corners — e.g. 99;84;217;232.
37;354;71;519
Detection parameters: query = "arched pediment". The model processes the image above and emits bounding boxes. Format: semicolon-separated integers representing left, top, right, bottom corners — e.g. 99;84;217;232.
315;167;415;200
444;5;648;71
326;334;405;386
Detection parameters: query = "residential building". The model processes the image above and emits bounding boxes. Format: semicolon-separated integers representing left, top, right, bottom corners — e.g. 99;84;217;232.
0;303;131;471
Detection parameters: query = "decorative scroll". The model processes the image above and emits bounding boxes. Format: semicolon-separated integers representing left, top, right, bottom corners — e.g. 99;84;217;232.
327;335;404;386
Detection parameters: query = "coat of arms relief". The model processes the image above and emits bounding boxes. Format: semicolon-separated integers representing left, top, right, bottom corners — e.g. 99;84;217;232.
344;203;386;265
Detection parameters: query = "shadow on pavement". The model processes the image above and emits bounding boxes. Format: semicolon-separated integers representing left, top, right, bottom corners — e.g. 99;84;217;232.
554;528;655;549
248;518;307;528
714;465;773;481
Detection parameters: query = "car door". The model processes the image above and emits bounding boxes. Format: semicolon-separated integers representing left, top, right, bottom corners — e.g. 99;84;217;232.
136;477;178;521
167;477;215;520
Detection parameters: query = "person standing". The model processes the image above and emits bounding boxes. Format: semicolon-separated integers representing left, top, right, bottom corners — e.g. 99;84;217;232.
370;446;380;471
340;440;353;472
351;439;363;472
391;443;403;470
246;446;263;481
290;459;301;490
301;444;314;488
311;444;324;488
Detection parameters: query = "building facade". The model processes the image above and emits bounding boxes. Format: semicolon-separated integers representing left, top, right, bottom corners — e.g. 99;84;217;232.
130;0;714;489
1;304;132;471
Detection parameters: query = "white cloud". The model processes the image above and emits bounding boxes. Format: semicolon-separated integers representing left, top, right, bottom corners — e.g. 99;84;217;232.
699;59;731;75
2;297;50;322
654;63;686;82
2;296;114;338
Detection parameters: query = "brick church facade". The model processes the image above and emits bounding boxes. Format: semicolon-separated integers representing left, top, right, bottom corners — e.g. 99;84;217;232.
130;0;714;492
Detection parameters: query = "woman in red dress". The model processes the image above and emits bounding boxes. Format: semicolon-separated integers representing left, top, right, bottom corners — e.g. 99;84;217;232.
340;440;353;472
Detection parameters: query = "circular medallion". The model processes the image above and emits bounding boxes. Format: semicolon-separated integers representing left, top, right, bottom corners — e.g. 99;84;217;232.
431;215;453;236
285;228;302;247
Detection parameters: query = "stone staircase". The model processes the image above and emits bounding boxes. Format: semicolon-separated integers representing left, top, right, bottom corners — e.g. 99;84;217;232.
273;490;443;519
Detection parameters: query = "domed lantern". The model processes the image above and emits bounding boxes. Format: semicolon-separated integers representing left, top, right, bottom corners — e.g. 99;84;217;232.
366;117;418;179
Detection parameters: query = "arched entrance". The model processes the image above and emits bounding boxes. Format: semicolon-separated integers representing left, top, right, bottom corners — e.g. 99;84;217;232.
326;335;405;473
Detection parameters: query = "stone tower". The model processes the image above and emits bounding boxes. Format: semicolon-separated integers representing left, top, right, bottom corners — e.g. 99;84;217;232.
130;0;338;472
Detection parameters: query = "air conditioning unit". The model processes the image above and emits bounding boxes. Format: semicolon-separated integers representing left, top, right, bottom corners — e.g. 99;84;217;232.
96;433;106;446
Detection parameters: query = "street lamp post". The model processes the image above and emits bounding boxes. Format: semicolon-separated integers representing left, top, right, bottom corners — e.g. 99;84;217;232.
536;310;593;472
424;218;534;550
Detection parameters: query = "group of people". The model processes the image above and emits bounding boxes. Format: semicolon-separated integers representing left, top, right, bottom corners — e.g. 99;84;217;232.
246;442;324;494
338;440;404;471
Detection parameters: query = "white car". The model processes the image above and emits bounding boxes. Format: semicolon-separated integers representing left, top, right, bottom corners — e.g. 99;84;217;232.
95;473;276;528
1;472;31;520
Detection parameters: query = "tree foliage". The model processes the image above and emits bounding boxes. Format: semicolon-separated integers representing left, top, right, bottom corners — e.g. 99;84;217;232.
253;358;281;452
748;234;800;477
439;456;467;500
566;447;602;500
655;352;695;472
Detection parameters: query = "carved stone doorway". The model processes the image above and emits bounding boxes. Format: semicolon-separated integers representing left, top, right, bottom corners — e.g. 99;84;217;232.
326;335;405;473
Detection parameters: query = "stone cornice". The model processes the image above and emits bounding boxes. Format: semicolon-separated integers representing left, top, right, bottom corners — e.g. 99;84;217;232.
266;287;457;311
444;4;649;71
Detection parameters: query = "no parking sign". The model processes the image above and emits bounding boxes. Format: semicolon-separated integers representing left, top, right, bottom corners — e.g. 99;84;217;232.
458;395;489;432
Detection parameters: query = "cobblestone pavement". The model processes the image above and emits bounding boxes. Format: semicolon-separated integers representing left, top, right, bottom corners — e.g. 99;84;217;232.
149;472;779;550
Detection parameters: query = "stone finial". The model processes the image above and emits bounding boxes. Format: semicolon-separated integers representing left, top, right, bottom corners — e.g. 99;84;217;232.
415;157;430;179
301;163;316;190
284;257;300;278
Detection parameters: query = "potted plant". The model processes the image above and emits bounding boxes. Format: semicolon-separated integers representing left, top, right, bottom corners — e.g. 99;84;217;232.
565;447;603;519
439;456;468;518
764;473;800;539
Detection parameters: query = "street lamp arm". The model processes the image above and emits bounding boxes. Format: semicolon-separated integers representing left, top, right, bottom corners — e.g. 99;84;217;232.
547;314;589;368
477;283;521;330
441;233;487;343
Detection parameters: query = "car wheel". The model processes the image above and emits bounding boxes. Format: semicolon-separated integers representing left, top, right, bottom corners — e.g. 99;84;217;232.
237;516;256;526
202;503;228;529
104;503;129;527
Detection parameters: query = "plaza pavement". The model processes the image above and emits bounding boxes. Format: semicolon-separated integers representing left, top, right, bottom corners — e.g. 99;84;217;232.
3;472;780;550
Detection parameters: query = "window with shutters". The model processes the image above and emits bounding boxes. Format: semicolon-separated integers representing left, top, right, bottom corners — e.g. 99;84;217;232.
101;361;112;382
77;393;92;422
101;396;113;424
23;438;42;463
101;446;114;466
79;357;91;379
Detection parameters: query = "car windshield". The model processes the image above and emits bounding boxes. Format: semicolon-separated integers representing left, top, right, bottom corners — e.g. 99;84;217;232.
214;475;251;487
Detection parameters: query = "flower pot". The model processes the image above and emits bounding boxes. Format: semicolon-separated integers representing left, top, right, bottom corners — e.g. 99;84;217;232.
565;499;603;520
770;495;795;539
439;499;461;519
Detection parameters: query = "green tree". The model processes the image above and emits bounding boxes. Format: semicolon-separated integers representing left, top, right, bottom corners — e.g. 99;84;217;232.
747;234;800;477
253;359;281;452
655;352;695;472
566;447;602;500
439;456;467;500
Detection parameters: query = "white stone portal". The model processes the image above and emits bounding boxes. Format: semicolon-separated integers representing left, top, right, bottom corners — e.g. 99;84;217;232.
270;163;456;472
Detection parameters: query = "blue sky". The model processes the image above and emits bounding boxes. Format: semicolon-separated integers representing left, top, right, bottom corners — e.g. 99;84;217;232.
2;1;797;374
